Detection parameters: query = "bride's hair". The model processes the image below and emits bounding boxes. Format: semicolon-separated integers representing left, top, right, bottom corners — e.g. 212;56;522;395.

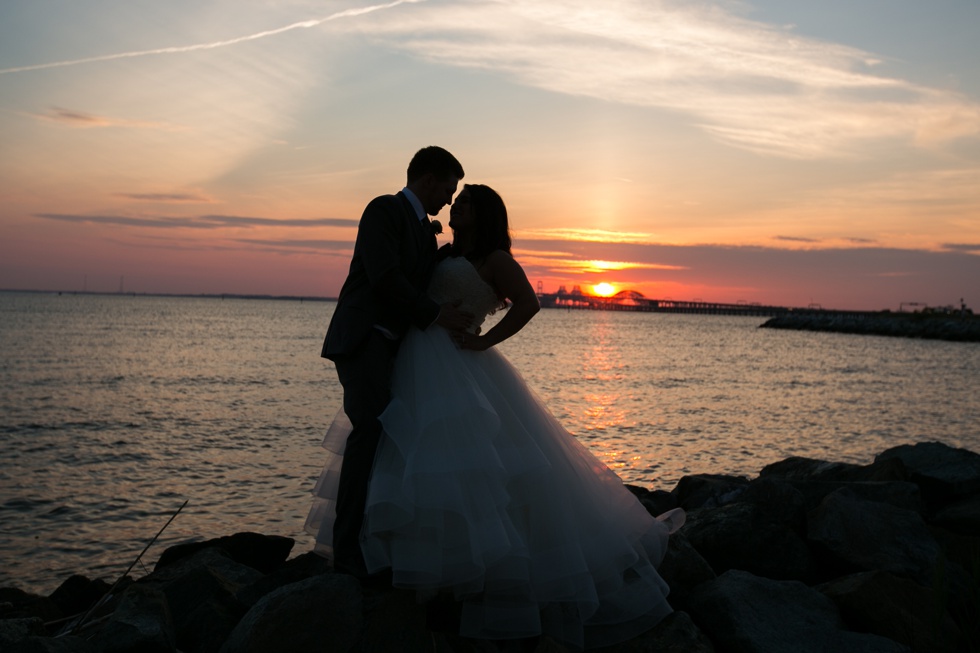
461;184;512;260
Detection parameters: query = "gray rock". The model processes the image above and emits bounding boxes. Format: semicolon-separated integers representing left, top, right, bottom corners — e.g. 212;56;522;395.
235;551;333;607
6;636;99;653
657;531;716;609
91;584;176;653
933;492;980;536
759;456;907;483
0;617;45;646
357;586;433;653
686;570;909;653
592;610;715;652
807;488;942;583
48;575;112;618
219;573;362;653
141;548;261;653
876;442;980;504
155;532;294;574
671;474;750;511
817;571;961;653
682;501;814;581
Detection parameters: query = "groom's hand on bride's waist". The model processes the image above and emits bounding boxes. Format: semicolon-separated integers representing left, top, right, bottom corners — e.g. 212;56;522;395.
435;301;473;332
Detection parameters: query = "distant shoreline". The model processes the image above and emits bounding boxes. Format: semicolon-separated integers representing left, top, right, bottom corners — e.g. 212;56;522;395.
0;288;338;303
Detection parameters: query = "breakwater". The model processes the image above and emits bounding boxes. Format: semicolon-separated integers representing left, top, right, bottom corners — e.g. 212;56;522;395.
3;441;978;653
761;312;980;342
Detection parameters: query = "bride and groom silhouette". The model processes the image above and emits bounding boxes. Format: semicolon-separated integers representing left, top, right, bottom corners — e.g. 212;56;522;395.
305;146;681;649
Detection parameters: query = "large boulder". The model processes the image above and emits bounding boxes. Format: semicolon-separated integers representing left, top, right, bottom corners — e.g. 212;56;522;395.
760;456;907;484
235;551;333;607
681;501;814;582
817;571;961;653
155;532;294;574
807;488;941;584
141;548;261;653
219;574;362;653
657;531;716;610
671;474;749;511
933;493;980;536
875;442;980;505
592;611;715;653
685;570;908;653
90;583;176;653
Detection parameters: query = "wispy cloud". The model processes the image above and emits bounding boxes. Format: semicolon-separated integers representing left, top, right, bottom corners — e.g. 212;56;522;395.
515;228;656;244
35;213;358;229
0;0;424;75
116;192;215;203
773;235;820;244
234;238;353;251
32;107;177;130
356;0;980;158
942;243;980;253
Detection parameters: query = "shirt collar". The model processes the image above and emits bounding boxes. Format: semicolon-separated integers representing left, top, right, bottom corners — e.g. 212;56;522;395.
401;187;427;222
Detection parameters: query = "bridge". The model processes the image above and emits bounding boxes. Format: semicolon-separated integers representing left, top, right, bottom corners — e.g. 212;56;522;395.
537;288;791;316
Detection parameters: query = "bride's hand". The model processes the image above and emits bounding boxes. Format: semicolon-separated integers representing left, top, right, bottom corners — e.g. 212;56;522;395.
457;332;492;351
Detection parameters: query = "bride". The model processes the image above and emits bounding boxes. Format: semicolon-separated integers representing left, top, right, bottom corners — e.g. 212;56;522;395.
307;184;681;649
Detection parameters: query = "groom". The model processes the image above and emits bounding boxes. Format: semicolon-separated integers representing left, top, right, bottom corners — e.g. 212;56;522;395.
322;146;470;577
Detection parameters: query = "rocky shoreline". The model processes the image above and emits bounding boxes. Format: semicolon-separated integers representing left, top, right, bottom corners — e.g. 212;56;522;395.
760;312;980;342
2;441;979;652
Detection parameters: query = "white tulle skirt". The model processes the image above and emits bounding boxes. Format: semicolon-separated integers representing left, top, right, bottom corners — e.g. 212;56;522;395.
306;325;680;649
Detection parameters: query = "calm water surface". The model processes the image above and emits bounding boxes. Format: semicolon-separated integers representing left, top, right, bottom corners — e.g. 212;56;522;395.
1;291;978;592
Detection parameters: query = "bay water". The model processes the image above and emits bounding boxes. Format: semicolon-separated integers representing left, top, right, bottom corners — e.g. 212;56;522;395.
1;291;978;592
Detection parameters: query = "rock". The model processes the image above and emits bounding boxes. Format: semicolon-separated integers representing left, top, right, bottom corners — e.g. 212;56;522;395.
759;456;907;484
155;532;294;574
219;574;362;653
682;501;814;582
90;584;176;653
876;442;980;505
5;635;99;653
141;548;261;653
933;492;980;535
686;569;909;653
592;611;715;652
0;617;46;647
807;488;941;584
657;531;716;610
817;571;961;653
356;586;433;653
235;551;333;607
48;575;112;619
626;485;679;517
671;474;749;511
0;587;61;622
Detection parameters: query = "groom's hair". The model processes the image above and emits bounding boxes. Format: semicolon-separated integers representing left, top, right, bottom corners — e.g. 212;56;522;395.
407;146;464;183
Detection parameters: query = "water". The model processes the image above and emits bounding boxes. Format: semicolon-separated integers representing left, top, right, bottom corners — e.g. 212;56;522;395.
1;291;978;593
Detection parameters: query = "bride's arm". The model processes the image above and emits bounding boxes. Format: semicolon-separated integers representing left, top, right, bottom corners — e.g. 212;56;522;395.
461;250;540;350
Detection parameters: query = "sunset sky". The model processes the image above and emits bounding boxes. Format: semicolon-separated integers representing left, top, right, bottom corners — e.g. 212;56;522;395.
2;0;978;310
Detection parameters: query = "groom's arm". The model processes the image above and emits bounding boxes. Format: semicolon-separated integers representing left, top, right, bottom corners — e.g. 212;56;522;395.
356;196;440;328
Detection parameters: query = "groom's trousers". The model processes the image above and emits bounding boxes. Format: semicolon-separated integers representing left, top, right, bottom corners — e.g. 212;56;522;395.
332;329;400;573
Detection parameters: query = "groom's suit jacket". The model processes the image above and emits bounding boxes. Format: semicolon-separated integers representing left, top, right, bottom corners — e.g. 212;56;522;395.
321;192;441;361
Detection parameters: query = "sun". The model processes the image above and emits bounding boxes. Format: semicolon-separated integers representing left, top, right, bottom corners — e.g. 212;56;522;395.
592;282;617;297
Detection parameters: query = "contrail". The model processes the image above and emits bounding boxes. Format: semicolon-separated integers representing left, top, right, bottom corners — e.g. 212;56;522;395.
0;0;423;75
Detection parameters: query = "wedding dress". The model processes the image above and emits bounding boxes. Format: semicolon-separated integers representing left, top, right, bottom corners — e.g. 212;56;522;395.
306;257;680;649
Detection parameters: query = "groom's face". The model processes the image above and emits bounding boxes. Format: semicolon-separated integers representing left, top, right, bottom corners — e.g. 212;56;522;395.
420;174;459;216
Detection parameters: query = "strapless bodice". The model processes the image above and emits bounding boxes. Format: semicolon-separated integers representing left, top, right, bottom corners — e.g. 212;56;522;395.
427;257;500;333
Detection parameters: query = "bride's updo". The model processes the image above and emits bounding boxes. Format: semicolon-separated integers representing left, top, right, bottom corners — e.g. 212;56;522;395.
459;184;512;260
